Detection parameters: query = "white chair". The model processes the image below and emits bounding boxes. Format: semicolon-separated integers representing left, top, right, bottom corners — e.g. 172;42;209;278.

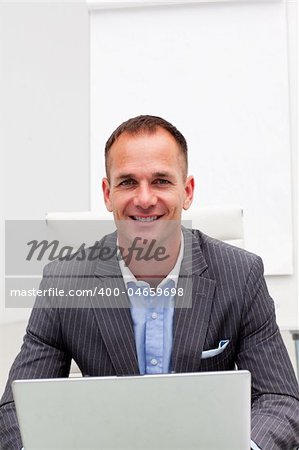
182;205;244;248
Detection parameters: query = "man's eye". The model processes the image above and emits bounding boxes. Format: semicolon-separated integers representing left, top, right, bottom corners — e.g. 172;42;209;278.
154;179;170;185
119;179;136;186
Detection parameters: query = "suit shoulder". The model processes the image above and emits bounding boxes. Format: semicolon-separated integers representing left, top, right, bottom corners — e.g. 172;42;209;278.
192;229;264;274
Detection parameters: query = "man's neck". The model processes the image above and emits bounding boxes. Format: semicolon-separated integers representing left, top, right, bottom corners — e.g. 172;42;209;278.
118;232;182;288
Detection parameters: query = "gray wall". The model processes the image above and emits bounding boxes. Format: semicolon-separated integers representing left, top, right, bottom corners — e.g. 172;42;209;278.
1;1;90;323
2;2;89;219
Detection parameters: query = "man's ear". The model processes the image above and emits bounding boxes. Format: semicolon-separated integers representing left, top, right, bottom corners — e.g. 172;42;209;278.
183;176;195;210
102;178;113;212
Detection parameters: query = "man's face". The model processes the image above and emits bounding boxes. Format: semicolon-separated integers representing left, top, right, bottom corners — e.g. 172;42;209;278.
102;127;194;246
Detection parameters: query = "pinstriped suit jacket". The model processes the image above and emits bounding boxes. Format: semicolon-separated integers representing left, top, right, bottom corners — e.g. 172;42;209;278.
1;228;299;450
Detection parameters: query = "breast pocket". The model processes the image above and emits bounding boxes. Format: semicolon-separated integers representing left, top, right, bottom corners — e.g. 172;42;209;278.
201;340;229;359
200;339;234;372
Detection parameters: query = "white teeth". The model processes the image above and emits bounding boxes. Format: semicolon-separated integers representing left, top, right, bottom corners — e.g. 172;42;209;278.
133;216;158;222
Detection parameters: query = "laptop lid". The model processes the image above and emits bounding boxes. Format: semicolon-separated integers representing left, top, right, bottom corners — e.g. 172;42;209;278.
13;370;251;450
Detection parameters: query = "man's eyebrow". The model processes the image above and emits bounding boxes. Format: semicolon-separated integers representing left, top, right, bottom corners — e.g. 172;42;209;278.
115;172;174;180
115;173;135;181
152;172;173;178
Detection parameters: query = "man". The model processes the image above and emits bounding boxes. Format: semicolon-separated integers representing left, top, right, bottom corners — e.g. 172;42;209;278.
0;115;298;449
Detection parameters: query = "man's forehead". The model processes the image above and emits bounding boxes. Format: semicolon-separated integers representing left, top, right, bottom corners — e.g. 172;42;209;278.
111;151;182;178
110;131;181;160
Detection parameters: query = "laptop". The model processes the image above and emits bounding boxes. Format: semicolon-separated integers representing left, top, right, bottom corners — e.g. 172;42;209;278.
12;371;251;450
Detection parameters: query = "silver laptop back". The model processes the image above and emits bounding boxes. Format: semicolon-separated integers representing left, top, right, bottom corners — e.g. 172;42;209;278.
13;370;251;450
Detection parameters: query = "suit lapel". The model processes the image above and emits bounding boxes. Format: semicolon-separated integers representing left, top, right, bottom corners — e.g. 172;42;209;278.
172;229;216;373
90;232;139;376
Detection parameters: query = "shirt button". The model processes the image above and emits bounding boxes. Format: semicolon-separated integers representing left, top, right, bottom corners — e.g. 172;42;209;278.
151;312;158;320
150;358;158;366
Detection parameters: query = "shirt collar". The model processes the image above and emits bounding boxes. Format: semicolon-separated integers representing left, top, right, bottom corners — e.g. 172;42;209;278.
118;231;184;289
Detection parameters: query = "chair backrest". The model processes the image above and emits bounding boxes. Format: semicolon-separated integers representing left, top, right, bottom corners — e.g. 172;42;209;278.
182;205;244;248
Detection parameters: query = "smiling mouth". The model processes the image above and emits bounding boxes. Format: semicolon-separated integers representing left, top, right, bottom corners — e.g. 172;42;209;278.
130;215;163;222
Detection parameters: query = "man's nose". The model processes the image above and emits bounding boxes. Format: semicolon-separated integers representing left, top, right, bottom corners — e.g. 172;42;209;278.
133;184;157;209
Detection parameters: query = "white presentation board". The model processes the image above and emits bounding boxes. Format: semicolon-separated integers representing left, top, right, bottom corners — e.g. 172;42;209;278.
89;0;293;275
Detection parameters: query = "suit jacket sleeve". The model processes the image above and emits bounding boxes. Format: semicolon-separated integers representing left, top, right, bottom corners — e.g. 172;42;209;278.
0;268;71;450
236;256;299;449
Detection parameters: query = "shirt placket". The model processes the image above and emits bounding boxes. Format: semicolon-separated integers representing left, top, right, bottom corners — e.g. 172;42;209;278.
145;287;164;374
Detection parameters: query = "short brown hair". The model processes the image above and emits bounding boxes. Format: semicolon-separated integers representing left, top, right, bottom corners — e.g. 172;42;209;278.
105;115;188;178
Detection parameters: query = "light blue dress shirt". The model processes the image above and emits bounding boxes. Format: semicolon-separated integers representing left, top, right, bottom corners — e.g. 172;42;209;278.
126;278;175;374
119;233;184;375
